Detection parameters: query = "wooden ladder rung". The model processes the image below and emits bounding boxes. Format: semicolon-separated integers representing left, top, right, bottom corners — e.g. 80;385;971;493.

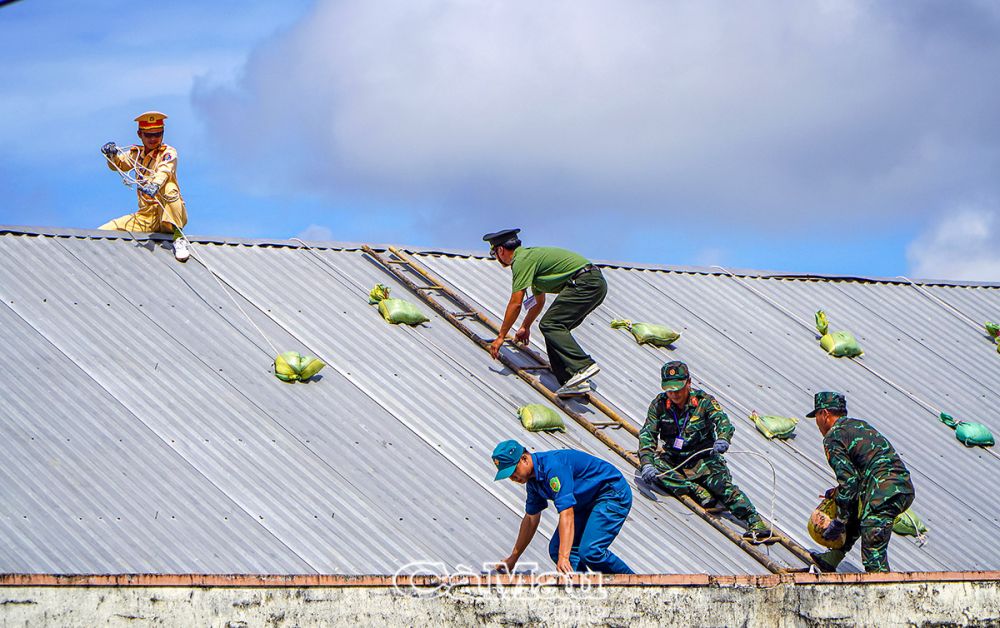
451;311;478;318
416;286;446;291
387;259;410;264
520;365;550;371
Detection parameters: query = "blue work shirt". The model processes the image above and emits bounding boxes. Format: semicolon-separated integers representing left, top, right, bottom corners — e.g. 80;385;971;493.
525;450;628;515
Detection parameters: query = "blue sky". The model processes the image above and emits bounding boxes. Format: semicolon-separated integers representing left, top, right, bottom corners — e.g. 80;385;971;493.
2;0;999;280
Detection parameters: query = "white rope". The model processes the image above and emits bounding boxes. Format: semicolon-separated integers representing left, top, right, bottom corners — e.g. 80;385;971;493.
895;275;987;333
653;448;778;543
102;150;281;356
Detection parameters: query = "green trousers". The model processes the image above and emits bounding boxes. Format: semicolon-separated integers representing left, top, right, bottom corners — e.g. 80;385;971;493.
538;268;607;384
842;491;913;572
653;454;759;522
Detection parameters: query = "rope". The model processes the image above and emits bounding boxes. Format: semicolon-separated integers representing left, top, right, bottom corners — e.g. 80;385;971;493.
652;448;778;543
896;275;987;333
102;149;281;356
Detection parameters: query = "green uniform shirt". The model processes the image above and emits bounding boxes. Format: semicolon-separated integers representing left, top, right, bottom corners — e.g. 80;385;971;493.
638;389;735;467
823;417;913;518
510;246;590;294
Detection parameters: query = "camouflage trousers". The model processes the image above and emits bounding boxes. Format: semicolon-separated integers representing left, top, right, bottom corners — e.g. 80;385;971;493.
652;454;759;522
843;491;914;572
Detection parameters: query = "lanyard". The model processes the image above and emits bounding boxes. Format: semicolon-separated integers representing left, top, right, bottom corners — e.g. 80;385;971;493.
670;403;693;437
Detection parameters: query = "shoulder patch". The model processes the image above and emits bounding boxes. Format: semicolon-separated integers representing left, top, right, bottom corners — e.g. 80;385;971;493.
549;477;561;492
162;151;174;162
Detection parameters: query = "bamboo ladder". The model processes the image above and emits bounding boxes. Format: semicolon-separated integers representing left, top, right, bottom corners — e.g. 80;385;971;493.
362;245;815;573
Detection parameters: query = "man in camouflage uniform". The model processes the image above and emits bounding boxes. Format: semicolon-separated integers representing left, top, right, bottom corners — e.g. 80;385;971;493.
808;391;915;573
639;361;769;539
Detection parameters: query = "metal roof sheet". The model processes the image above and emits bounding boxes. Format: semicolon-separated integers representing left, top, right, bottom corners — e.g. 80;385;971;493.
1;227;997;575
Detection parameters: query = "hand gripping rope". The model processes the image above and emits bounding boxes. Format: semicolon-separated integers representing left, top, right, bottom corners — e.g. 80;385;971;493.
654;447;778;543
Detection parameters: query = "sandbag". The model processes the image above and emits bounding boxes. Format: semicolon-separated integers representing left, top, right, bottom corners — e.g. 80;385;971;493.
368;283;430;325
378;299;430;325
816;310;863;358
988;322;1000;354
750;411;798;440
273;351;326;383
610;319;681;347
893;508;929;539
808;496;846;549
940;412;995;447
518;404;566;432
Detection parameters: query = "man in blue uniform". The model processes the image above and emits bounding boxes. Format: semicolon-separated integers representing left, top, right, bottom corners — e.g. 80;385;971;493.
491;440;634;574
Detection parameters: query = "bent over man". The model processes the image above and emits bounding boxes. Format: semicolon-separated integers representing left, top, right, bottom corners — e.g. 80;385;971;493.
639;361;770;540
808;391;914;573
100;111;190;261
483;228;606;397
493;440;634;574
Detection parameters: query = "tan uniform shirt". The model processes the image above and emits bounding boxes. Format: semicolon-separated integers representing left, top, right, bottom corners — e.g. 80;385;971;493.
101;143;187;233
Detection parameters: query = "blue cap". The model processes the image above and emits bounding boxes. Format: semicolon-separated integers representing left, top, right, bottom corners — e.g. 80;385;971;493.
492;439;526;480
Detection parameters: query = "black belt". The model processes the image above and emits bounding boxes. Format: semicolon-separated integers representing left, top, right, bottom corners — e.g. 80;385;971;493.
570;264;596;281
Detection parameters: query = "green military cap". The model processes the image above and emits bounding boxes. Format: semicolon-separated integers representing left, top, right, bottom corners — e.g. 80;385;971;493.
660;360;690;391
806;391;847;417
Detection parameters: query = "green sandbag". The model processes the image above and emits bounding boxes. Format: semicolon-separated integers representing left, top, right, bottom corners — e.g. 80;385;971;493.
940;412;995;447
273;351;326;383
368;283;429;325
986;321;1000;340
378;298;430;326
816;310;863;358
749;411;798;439
610;319;681;347
893;508;929;538
518;404;566;432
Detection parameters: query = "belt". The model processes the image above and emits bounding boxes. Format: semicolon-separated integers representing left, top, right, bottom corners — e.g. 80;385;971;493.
570;264;596;281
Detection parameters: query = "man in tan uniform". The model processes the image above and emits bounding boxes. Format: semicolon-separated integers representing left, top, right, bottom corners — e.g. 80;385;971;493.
100;111;190;261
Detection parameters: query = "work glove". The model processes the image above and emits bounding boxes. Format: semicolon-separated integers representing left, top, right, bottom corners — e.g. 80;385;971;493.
101;142;118;157
138;182;160;197
713;438;730;454
640;464;659;485
822;518;846;541
823;487;837;499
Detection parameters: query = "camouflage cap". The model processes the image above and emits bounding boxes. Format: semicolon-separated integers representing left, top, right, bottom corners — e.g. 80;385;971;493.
806;391;847;418
660;360;690;391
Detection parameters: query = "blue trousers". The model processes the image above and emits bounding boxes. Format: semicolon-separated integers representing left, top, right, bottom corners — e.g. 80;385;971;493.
548;487;634;574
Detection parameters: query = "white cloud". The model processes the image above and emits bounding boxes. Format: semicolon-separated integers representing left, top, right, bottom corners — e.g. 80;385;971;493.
297;224;334;242
907;206;1000;282
192;0;1000;239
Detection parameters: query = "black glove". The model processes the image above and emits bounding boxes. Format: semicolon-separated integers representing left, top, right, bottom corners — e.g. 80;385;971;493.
713;438;730;454
822;518;845;541
101;142;118;157
640;464;659;484
823;487;837;499
138;182;160;197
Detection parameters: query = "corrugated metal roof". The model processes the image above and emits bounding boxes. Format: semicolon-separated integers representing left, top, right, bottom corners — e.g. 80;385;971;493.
0;229;768;575
1;227;997;575
413;251;1000;573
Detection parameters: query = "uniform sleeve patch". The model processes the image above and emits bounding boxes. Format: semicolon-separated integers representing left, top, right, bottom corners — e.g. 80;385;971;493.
162;152;174;162
549;477;561;492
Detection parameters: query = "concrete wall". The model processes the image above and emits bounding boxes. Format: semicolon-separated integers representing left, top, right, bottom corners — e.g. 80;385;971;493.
2;579;999;627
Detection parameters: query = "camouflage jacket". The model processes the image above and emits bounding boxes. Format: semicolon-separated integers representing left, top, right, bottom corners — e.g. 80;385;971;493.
639;389;734;467
824;417;914;517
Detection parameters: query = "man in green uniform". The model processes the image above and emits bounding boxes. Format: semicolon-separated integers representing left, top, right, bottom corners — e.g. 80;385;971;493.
483;229;606;397
808;391;915;573
638;361;770;540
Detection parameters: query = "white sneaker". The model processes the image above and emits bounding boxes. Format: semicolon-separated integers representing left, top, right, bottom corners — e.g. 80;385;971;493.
564;363;600;388
556;381;592;398
173;237;191;262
